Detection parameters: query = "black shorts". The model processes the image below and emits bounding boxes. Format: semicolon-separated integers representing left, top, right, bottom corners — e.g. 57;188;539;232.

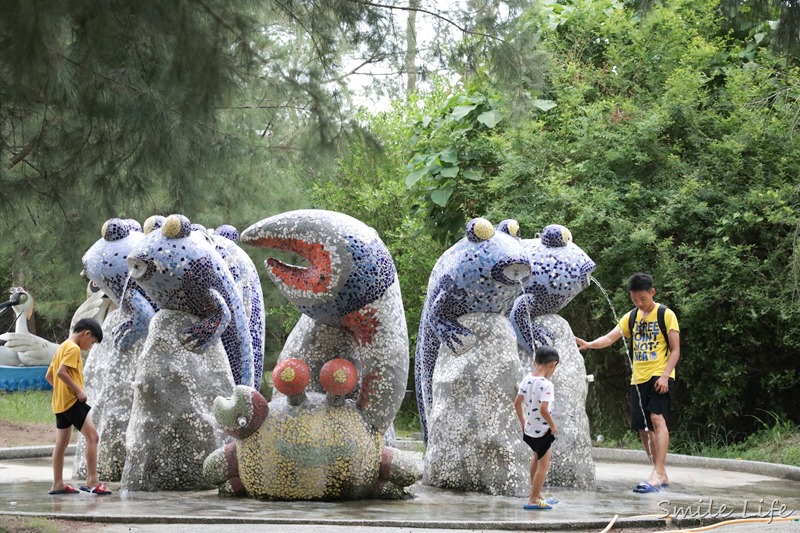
523;430;555;459
55;401;91;431
630;376;673;431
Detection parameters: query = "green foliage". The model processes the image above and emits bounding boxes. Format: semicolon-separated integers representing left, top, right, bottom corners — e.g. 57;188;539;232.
329;0;800;444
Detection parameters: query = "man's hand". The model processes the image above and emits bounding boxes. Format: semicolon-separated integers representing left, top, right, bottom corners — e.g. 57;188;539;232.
575;337;590;350
77;390;88;403
550;424;558;436
655;375;670;394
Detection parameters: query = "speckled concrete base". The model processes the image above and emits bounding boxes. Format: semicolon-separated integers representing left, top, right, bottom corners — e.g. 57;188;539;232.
423;313;529;496
120;310;235;491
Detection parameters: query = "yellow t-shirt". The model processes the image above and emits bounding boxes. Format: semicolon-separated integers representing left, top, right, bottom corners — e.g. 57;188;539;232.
48;340;85;414
618;304;679;385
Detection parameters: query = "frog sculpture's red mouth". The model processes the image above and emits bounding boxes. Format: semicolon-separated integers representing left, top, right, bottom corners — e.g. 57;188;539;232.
250;236;332;294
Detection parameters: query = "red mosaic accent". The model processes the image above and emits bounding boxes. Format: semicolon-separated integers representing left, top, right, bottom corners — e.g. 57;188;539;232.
357;369;383;409
272;358;310;396
319;358;358;396
339;307;379;346
252;236;331;294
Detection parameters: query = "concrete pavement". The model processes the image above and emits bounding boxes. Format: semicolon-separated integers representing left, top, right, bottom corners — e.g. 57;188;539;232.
1;447;799;532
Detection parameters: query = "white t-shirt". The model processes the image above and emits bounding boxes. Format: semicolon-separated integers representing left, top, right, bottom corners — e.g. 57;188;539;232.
517;374;555;438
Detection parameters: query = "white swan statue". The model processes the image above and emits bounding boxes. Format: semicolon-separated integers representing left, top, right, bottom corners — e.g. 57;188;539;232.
0;285;116;367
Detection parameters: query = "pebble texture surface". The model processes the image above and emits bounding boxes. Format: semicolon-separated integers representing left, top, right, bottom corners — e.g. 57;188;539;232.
510;224;596;354
241;210;409;435
121;310;234;491
423;313;529;497
127;214;255;387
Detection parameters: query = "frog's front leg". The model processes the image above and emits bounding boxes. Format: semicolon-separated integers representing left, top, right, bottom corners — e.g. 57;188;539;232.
430;279;474;355
181;288;231;352
511;294;555;354
112;289;155;351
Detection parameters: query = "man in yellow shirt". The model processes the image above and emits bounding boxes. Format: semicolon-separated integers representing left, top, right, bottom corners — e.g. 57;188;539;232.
575;273;680;493
45;318;111;495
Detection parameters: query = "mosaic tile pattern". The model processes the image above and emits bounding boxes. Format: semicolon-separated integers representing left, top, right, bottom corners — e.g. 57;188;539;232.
73;308;145;481
120;309;235;491
207;226;266;387
423;313;529;496
414;218;531;442
82;218;158;351
127;214;255;387
510;224;596;354
204;363;418;500
240;210;409;435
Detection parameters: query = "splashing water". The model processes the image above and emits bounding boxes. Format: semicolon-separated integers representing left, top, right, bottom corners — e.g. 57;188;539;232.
589;276;653;442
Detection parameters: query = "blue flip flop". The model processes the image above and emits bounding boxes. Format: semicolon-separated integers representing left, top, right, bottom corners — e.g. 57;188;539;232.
633;481;661;493
524;500;553;510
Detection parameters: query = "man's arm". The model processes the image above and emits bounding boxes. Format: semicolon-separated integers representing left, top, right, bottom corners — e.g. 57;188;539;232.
540;401;557;435
655;329;680;393
45;366;54;386
576;326;623;350
56;364;87;402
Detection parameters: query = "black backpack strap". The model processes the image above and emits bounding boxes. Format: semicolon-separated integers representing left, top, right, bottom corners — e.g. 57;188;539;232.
628;308;637;337
657;304;671;352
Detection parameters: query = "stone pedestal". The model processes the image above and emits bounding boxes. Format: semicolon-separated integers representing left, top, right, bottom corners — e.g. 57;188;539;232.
120;310;234;491
423;313;529;496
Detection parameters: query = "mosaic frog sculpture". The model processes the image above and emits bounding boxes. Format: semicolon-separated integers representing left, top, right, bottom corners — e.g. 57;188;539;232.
240;209;408;436
76;219;157;480
510;224;596;354
203;358;418;500
127;214;255;386
414;218;531;442
82;218;158;350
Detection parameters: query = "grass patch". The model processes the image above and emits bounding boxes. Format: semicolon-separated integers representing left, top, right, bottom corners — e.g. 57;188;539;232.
673;414;800;466
0;391;52;425
0;515;62;533
596;413;800;466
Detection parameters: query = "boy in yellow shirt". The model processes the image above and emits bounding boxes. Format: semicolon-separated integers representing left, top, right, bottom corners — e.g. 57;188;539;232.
45;318;111;495
575;273;680;493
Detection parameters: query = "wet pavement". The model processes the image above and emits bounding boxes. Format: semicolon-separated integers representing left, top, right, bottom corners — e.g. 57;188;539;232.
1;449;799;532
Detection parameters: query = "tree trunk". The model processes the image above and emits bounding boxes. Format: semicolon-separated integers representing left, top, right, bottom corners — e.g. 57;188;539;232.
405;0;419;97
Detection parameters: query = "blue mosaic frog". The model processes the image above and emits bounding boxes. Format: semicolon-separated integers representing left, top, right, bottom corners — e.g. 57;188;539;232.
82;219;157;351
414;218;531;442
127;214;255;387
510;224;596;354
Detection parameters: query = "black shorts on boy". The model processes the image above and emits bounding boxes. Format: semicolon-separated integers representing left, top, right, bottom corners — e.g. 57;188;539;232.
55;400;92;431
630;376;673;431
523;430;555;458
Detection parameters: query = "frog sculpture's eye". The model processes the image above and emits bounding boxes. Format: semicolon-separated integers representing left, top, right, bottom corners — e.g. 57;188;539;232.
466;218;495;243
101;218;131;242
162;214;192;239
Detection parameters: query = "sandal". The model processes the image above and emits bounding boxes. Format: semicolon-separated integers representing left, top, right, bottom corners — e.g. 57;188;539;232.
80;482;112;495
523;499;553;510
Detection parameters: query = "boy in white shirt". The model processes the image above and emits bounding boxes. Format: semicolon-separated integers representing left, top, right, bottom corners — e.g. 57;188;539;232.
515;346;559;510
